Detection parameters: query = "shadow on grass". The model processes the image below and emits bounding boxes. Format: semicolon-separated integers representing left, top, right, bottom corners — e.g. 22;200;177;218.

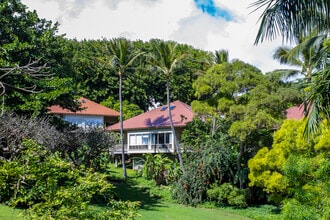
112;177;169;211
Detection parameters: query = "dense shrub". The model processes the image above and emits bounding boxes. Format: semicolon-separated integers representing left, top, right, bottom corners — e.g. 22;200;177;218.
142;154;179;185
172;120;238;206
0;140;139;219
249;119;330;219
0;113;63;161
207;183;248;208
0;113;119;171
61;128;119;171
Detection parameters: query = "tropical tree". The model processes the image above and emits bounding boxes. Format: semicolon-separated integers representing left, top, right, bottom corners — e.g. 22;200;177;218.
151;40;186;173
106;38;144;180
192;60;301;188
251;0;330;44
214;49;229;65
173;118;239;205
248;119;330;219
251;0;330;137
0;0;76;116
273;33;327;82
192;49;230;136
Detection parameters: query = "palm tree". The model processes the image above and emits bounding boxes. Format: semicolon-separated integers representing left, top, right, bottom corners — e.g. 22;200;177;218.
272;33;328;138
107;38;144;180
273;33;327;82
214;49;229;65
305;67;330;137
251;0;330;136
251;0;330;44
151;40;186;173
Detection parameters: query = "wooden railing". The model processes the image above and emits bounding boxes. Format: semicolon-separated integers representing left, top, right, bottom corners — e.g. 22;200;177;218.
110;144;173;154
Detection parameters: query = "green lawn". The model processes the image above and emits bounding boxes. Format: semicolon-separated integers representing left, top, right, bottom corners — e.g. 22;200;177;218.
0;167;282;220
0;204;23;220
137;202;250;220
113;173;252;220
113;168;282;220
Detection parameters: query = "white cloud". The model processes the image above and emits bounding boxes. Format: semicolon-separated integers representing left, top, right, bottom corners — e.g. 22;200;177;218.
22;0;288;73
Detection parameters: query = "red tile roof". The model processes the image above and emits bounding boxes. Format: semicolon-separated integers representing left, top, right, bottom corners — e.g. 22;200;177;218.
286;104;305;120
49;97;119;117
106;100;194;131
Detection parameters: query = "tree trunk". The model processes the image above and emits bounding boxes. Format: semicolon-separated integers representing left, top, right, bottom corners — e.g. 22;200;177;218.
1;95;4;116
211;117;217;136
119;74;127;180
166;77;185;173
237;141;244;189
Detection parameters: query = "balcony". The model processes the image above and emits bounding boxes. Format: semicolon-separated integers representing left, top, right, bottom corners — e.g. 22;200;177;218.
110;144;173;155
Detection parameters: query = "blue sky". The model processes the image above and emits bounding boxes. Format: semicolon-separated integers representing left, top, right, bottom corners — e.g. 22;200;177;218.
194;0;233;21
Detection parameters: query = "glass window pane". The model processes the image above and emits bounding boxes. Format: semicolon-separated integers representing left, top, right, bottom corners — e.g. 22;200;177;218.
142;135;149;145
151;134;156;144
165;133;171;144
130;135;136;145
159;133;165;144
136;135;142;145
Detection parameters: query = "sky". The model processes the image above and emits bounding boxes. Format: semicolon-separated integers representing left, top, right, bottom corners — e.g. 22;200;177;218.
21;0;289;73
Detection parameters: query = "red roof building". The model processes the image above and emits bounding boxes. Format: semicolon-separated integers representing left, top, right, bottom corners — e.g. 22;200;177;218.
49;97;119;127
107;100;194;155
286;104;305;120
107;100;193;131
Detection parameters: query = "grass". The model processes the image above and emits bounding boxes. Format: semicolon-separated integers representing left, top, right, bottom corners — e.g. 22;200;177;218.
137;202;251;220
0;165;283;220
0;204;23;220
112;175;251;220
111;166;283;220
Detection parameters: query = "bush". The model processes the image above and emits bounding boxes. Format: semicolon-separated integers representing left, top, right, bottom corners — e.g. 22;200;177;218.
61;128;119;171
0;113;63;161
0;139;139;219
206;183;248;208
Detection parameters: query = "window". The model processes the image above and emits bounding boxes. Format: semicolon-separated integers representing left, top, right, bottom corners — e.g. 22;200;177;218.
129;134;149;145
142;135;149;145
151;132;172;145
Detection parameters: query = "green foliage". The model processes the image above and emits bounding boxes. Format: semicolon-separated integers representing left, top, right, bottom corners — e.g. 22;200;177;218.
173;119;238;206
101;96;143;119
0;139;139;219
61;128;119;171
249;119;330;219
142;154;178;185
192;59;300;188
0;0;77;116
207;183;248;208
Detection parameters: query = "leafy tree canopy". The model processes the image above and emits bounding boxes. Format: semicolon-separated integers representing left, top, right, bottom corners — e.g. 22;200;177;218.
0;0;77;116
248;119;330;218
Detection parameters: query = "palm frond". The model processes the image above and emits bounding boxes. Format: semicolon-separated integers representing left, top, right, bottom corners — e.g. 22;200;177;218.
251;0;330;44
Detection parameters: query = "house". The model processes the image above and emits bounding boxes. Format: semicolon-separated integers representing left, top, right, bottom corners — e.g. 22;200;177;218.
286;104;305;120
48;97;119;128
106;100;194;155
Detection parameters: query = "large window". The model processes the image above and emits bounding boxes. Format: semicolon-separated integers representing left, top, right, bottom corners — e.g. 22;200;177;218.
129;134;149;145
151;132;172;145
129;132;172;145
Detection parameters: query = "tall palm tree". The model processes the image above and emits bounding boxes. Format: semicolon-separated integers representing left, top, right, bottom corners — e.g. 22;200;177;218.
151;40;186;173
251;0;330;136
214;49;229;65
251;0;330;44
107;38;144;180
273;33;327;82
272;33;327;138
